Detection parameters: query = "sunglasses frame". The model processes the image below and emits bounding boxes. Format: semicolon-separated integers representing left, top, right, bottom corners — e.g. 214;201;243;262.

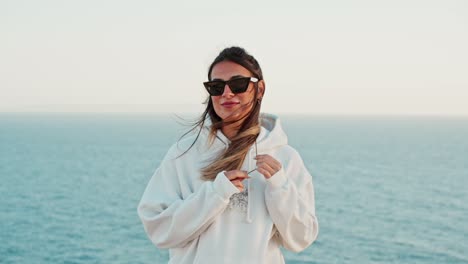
203;77;259;96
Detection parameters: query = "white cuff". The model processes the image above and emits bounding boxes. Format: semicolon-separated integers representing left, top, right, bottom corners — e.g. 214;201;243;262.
213;171;240;201
265;168;287;189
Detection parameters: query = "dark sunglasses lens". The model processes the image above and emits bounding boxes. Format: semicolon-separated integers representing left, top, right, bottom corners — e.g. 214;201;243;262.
205;81;225;96
228;78;250;93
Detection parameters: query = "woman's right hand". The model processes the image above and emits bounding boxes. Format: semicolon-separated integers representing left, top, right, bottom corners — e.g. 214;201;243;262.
224;170;250;192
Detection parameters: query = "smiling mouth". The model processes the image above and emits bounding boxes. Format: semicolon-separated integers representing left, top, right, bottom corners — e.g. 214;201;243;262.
221;102;240;107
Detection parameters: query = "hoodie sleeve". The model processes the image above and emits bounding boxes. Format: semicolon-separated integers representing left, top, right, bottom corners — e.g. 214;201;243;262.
264;148;319;252
137;147;239;249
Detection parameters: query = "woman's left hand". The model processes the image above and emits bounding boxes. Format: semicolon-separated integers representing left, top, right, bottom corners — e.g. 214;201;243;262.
254;154;282;179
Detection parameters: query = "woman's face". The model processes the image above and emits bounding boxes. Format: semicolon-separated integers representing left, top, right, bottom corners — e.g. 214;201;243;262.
210;60;263;121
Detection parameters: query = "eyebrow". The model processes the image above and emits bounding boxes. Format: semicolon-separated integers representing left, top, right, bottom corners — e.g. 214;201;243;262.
211;75;247;81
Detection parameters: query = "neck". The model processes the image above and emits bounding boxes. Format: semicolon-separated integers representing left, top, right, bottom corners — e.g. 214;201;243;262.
221;120;242;140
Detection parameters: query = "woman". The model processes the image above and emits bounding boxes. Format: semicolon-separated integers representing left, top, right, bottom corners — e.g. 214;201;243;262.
138;46;319;263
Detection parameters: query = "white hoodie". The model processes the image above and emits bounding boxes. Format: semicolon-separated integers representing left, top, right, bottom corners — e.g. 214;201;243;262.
138;113;319;264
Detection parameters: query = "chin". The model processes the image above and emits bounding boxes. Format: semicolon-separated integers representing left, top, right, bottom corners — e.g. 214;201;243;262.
215;106;251;122
225;111;250;122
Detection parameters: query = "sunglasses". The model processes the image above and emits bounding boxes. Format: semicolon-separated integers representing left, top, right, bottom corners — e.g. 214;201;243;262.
203;77;259;96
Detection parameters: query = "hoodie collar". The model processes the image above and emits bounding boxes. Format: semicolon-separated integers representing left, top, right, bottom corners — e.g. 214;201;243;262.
200;113;288;152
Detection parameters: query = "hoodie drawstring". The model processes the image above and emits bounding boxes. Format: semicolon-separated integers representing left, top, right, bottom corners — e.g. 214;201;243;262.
246;141;258;223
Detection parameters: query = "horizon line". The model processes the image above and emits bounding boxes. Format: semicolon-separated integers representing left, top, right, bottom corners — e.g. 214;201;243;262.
0;104;467;117
1;111;467;118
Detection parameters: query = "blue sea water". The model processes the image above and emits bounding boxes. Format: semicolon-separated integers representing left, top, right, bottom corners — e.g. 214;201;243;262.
1;113;467;264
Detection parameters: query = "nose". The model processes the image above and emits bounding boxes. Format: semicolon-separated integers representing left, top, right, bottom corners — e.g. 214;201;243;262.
221;84;234;97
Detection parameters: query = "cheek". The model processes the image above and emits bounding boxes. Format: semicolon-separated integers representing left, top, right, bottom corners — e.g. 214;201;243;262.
211;97;221;108
211;97;223;115
238;94;249;103
239;91;255;103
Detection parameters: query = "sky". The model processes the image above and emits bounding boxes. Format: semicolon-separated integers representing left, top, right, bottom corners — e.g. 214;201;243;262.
1;0;467;115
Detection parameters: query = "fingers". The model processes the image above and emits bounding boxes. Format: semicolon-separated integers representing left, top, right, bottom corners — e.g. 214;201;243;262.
231;179;244;192
224;170;250;192
223;154;283;187
224;170;250;181
255;155;282;170
254;154;282;179
256;162;275;177
256;167;272;179
256;159;281;172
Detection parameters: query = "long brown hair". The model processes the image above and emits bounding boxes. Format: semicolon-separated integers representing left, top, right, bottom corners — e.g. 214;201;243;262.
180;46;264;180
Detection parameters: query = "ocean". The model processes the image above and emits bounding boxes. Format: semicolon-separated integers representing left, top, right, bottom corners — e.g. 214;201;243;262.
1;113;467;264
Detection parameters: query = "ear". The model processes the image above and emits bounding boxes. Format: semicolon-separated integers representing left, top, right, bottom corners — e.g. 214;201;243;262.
257;80;266;100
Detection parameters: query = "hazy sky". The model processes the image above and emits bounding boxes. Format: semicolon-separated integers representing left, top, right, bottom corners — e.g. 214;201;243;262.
1;0;467;115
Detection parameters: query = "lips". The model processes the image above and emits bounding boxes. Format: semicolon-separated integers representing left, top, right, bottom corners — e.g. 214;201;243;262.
221;102;240;108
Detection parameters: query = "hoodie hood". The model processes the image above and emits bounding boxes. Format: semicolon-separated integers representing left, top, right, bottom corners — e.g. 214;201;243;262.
257;113;288;152
200;113;288;152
